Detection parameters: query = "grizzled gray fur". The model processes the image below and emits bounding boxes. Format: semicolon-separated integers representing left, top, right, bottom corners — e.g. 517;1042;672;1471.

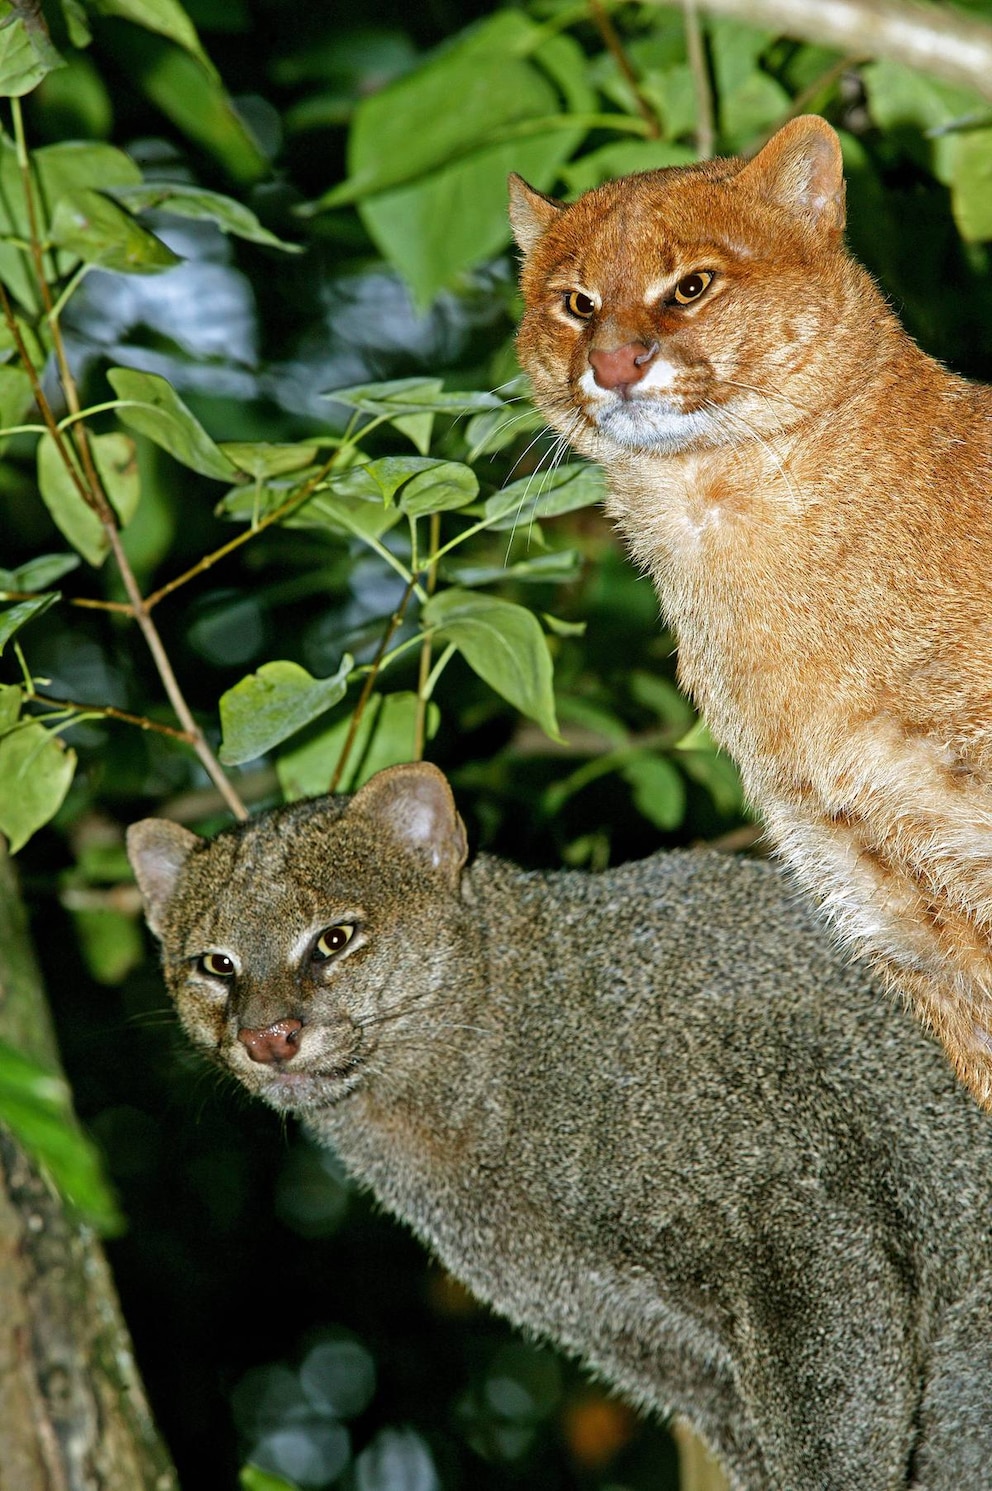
127;761;992;1491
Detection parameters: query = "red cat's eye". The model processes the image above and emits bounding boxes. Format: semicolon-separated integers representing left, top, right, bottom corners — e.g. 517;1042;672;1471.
564;291;596;320
671;272;714;306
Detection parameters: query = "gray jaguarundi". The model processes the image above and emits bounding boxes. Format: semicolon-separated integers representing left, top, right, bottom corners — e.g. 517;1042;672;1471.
128;762;992;1491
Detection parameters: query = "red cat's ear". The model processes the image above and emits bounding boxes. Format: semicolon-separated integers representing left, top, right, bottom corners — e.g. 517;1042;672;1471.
508;174;563;256
738;115;845;234
349;762;469;886
127;818;201;938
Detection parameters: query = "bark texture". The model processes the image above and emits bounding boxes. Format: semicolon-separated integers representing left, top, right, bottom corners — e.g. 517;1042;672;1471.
0;841;179;1491
685;0;992;101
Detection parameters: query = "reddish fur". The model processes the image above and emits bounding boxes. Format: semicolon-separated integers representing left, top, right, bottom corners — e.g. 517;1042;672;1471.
511;116;992;1108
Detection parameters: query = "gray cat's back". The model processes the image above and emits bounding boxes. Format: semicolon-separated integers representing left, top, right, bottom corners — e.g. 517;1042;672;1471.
128;768;992;1491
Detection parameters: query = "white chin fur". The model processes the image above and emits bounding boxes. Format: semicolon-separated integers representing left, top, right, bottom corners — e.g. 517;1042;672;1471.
592;398;718;453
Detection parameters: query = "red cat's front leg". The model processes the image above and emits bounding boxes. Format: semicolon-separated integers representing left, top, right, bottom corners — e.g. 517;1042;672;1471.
760;722;992;1106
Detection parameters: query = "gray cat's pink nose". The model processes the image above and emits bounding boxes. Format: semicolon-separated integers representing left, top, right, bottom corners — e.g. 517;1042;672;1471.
238;1019;303;1064
588;340;657;392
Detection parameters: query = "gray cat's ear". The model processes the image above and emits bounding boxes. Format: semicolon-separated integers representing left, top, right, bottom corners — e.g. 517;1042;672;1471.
349;762;468;885
126;819;201;938
737;115;845;234
508;174;562;256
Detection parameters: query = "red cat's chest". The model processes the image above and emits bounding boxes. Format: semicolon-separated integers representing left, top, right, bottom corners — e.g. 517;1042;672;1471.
603;448;869;754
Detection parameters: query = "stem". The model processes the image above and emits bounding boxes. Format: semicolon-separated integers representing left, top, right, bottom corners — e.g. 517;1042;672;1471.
26;692;194;743
588;0;663;139
103;523;248;819
422;642;456;702
414;511;441;762
7;107;246;821
0;281;104;518
683;0;715;159
328;580;417;794
11;99;107;512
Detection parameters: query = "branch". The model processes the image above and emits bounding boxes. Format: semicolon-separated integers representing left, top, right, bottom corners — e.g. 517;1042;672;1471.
26;692;193;743
0;845;180;1490
588;0;663;139
684;0;715;159
679;0;992;102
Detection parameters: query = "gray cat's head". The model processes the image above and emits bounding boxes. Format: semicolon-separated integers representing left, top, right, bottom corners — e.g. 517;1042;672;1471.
126;762;469;1115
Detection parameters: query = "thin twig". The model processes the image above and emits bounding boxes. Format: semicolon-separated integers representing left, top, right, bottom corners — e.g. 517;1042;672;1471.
328;580;417;795
7;111;248;822
144;450;343;611
11;99;107;513
0;281;105;518
683;0;715;159
588;0;663;139
414;512;441;762
103;523;248;818
26;692;194;742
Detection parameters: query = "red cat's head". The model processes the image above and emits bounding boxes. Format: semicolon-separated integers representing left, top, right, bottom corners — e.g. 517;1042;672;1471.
510;116;873;461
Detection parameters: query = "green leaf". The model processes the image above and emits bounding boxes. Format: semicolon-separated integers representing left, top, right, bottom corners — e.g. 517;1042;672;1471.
707;16;774;99
0;721;76;852
92;432;140;527
863;59;983;185
322;13;594;303
0;682;20;731
219;656;354;765
621;752;686;831
220;440;321;478
424;588;559;739
292;492;402;544
952;127;992;240
277;691;439;801
239;1466;299;1491
91;0;216;74
327;377;502;420
30;137;143;201
719;73;791;150
0;362;35;439
0;593;58;652
0;553;79;592
561;139;696;195
104;26;267;182
326;379;501;456
399;461;478;516
442;550;582;588
107;367;236;480
72;907;144;985
37;432;108;567
484;463;606;529
0;1038;123;1233
49;188;181;273
0;0;64;98
60;0;92;48
0;138;142;305
315;12;560;206
112;181;302;251
676;721;745;817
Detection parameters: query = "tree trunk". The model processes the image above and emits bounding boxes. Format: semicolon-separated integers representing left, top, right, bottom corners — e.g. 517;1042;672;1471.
0;841;179;1491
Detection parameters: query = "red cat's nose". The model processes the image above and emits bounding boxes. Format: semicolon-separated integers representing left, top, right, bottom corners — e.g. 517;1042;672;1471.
238;1018;303;1064
588;340;657;392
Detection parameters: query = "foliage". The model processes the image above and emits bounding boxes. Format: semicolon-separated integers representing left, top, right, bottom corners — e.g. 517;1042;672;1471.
1;0;992;1486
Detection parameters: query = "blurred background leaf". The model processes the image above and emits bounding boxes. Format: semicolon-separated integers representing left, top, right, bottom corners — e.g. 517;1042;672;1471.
2;0;991;1486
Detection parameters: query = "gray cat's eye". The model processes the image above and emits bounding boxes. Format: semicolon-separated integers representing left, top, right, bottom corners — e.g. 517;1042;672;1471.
313;923;357;961
200;951;236;978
